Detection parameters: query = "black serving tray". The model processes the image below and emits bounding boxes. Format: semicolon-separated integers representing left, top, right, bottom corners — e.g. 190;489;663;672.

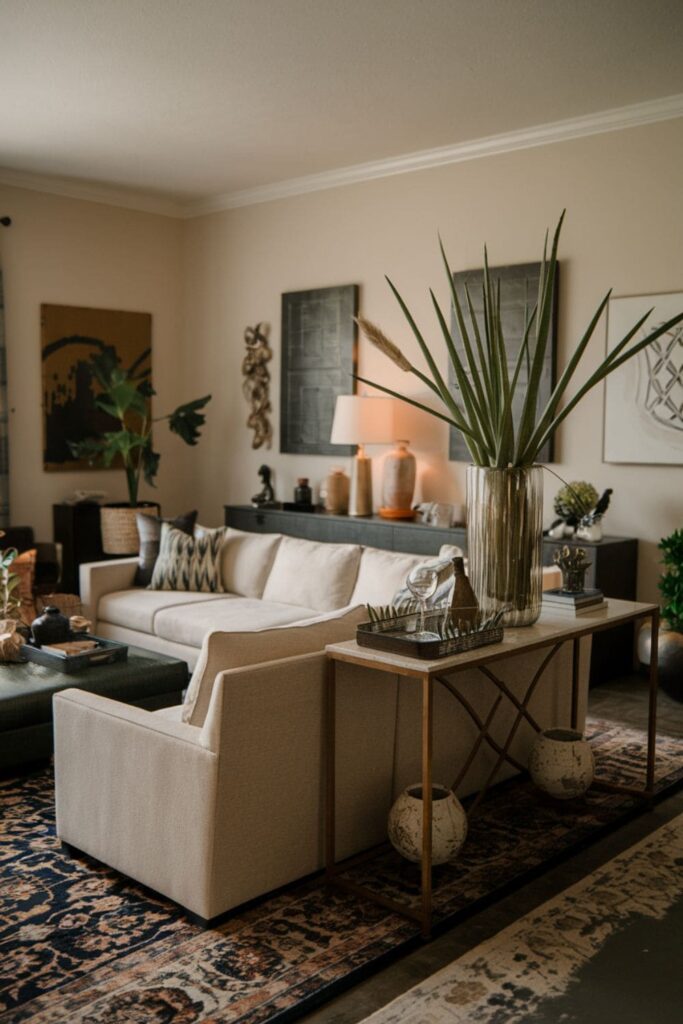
21;633;129;673
357;610;504;660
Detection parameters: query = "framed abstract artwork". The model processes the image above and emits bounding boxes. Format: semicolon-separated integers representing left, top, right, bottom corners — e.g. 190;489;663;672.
280;284;358;455
41;304;152;471
604;291;683;465
448;262;558;463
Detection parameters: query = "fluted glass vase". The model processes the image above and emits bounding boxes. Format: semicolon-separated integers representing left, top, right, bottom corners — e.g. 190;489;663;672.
466;465;543;627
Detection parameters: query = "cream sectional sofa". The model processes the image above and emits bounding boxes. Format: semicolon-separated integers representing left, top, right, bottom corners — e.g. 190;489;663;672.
55;528;577;922
81;529;456;666
81;527;562;668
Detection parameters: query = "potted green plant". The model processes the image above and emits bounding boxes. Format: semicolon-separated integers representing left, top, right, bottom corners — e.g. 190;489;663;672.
356;212;683;625
638;529;683;700
70;350;211;554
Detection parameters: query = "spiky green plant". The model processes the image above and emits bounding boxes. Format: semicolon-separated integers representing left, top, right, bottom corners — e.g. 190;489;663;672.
356;212;683;467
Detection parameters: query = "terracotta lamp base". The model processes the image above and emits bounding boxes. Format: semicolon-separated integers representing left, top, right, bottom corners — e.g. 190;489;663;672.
378;507;416;520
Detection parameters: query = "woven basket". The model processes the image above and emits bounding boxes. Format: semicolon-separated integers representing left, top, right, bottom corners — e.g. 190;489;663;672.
100;504;159;555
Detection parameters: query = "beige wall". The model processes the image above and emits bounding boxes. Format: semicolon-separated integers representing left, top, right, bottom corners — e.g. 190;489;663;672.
182;118;683;603
0;184;189;541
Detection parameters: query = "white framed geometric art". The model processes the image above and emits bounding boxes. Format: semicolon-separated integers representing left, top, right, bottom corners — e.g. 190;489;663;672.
604;291;683;465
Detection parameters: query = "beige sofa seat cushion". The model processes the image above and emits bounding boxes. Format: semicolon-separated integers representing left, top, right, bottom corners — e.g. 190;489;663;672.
350;547;426;606
183;604;367;726
261;536;361;612
219;528;282;598
154;597;316;649
97;589;225;635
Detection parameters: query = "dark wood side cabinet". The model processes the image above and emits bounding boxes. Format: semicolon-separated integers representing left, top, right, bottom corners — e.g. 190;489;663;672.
224;505;638;682
53;503;113;594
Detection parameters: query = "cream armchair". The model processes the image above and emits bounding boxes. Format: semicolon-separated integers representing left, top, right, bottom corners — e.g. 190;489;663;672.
54;636;588;923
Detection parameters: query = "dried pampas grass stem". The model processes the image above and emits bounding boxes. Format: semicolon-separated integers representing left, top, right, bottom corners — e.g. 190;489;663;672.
355;316;412;372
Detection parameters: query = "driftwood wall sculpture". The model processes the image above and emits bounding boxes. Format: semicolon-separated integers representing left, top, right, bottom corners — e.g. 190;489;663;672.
242;322;272;449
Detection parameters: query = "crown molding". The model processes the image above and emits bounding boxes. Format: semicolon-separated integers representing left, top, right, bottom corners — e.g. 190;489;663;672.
2;93;682;220
0;167;185;218
186;92;683;217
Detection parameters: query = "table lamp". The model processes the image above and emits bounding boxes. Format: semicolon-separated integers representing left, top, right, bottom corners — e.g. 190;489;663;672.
330;396;394;515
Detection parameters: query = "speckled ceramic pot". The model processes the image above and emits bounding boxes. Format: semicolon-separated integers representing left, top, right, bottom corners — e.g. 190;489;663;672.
529;728;595;800
388;784;467;865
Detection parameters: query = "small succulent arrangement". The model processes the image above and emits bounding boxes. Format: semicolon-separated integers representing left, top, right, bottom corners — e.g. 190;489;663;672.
658;529;683;633
553;544;592;593
69;350;211;507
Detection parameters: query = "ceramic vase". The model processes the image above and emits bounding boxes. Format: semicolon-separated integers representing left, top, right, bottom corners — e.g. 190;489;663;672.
323;468;350;514
380;441;416;518
388;783;467;865
637;623;683;702
529;728;595;799
467;465;544;626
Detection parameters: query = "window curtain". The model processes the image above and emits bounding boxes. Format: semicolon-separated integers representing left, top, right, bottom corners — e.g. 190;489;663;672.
0;272;9;527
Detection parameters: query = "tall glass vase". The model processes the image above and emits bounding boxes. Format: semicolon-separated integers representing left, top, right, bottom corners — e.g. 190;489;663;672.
466;465;543;627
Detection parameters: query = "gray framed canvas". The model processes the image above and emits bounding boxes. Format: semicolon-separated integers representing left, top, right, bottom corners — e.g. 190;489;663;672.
280;284;358;455
448;262;558;463
603;291;683;465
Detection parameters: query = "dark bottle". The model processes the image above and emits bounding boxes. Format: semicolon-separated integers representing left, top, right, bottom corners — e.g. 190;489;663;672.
31;605;71;646
449;557;479;631
294;477;312;506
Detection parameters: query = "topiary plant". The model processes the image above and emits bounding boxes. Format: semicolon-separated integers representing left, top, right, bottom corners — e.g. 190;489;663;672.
659;528;683;633
553;481;599;526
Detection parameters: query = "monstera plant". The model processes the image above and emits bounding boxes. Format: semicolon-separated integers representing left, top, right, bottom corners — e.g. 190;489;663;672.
70;350;210;554
356;212;683;625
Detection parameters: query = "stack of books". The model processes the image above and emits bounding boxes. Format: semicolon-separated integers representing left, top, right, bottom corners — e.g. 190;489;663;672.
542;588;607;616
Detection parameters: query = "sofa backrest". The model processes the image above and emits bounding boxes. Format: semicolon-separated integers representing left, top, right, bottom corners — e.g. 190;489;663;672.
183;604;367;726
219;527;282;598
261;535;362;612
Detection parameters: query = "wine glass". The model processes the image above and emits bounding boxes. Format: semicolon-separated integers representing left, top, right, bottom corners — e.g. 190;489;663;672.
406;565;440;640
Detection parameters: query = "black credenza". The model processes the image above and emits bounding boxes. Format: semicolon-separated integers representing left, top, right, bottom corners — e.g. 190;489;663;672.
224;505;638;683
53;503;115;595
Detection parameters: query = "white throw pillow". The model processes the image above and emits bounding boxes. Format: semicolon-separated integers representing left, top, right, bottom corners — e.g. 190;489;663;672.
261;536;362;612
217;528;282;597
349;548;426;606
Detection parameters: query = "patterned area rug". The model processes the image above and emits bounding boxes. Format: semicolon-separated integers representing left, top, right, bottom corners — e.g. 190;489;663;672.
361;811;683;1024
1;720;682;1024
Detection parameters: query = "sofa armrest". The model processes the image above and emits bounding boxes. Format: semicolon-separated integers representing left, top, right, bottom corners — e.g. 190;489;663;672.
53;689;218;918
79;558;139;622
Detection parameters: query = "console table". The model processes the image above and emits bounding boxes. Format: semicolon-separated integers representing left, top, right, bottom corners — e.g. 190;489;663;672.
325;599;659;938
224;505;639;681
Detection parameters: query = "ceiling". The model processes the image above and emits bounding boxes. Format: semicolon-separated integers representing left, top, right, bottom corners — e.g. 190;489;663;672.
1;0;682;210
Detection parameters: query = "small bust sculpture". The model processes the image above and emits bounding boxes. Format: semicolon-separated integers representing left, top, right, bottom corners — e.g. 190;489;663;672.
251;464;276;507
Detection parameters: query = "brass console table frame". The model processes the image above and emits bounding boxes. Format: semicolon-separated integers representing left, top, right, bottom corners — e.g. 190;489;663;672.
325;600;659;938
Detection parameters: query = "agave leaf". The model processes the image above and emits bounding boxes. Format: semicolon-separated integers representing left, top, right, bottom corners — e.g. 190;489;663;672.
515;213;563;461
352;374;481;448
429;289;490;462
440;237;493;416
529;310;683;457
385;276;458;415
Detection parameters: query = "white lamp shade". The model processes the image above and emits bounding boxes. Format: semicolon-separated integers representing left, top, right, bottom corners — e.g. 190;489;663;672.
330;395;395;445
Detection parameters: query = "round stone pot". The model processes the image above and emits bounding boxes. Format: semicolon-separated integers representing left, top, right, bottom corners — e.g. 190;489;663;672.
637;624;683;702
529;728;595;800
388;783;467;865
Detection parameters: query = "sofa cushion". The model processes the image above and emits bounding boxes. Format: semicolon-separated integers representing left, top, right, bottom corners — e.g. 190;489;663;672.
183;604;368;726
349;547;426;606
98;589;225;635
154;597;317;649
150;524;224;592
261;536;361;612
134;510;197;587
219;528;282;598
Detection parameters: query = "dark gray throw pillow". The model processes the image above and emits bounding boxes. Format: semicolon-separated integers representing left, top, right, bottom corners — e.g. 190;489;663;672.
134;510;198;586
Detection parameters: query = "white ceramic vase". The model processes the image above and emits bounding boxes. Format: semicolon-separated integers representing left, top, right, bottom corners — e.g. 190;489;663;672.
388;783;467;865
529;728;595;800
